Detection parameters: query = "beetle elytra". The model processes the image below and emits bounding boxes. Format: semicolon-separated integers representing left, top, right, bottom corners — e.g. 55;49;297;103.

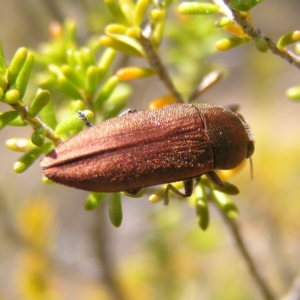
40;103;254;201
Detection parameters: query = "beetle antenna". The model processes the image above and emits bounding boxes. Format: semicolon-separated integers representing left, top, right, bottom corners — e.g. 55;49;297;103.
250;157;254;179
78;111;93;128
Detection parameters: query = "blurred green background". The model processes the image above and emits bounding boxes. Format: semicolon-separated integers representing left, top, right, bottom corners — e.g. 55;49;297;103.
1;0;300;299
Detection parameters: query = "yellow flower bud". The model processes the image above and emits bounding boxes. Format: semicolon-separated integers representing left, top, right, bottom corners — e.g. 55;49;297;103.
277;31;300;50
216;36;250;51
148;95;178;110
116;67;156;81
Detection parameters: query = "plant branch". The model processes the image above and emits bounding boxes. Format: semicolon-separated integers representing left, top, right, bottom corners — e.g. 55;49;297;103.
11;102;63;146
216;204;276;300
213;0;300;69
138;33;184;103
91;204;128;300
281;270;300;300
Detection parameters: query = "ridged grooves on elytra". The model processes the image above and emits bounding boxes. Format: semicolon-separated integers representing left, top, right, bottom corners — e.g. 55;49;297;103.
40;103;254;193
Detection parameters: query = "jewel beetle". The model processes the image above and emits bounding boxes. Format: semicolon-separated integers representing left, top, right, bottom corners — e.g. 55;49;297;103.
40;103;254;201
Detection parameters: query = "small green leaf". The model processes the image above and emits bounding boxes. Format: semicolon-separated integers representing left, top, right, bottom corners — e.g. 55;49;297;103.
0;111;19;129
58;75;83;99
286;86;300;101
29;90;51;117
6;138;34;152
8;115;27;127
100;34;145;57
97;48;116;71
39;100;57;130
85;66;99;95
54;113;83;135
134;0;149;26
105;24;128;35
70;100;86;113
85;192;106;210
102;83;131;119
104;0;129;25
216;36;250;51
119;0;135;25
42;176;54;185
66;49;79;69
215;17;232;28
277;31;300;50
126;27;142;39
61;65;84;88
96;48;116;83
4;89;20;104
54;110;93;135
86;36;103;56
82;48;96;67
0;42;6;75
228;0;263;12
192;183;209;230
211;189;239;220
149;8;166;48
196;199;210;230
63;19;77;47
31;127;46;147
94;75;119;110
0;74;7;90
14;52;34;98
14;143;52;173
7;48;28;85
108;193;123;227
178;2;220;15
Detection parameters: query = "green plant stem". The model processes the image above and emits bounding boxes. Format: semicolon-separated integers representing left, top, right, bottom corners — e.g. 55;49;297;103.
138;34;184;103
11;102;63;146
215;202;276;300
213;0;300;69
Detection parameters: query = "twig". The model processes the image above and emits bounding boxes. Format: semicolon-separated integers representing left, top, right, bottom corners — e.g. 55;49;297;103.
11;102;63;146
213;0;300;69
91;204;128;300
216;204;277;300
138;33;184;103
281;271;300;300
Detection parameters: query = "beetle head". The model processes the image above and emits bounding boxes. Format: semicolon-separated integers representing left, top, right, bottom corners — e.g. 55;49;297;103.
200;104;254;170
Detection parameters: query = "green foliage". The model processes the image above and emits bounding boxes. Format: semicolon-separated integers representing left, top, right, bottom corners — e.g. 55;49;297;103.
2;1;300;299
178;2;220;15
85;192;106;210
14;143;53;173
108;192;123;227
227;0;263;12
1;0;300;232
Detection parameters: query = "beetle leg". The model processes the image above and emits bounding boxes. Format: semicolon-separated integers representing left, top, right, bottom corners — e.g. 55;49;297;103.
164;179;194;205
77;111;93;127
205;171;224;189
124;188;143;197
119;109;138;116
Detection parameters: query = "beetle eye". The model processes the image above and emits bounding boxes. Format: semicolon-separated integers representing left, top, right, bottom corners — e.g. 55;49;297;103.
246;141;255;158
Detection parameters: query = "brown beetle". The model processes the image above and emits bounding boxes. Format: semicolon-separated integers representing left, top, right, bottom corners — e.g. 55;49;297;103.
40;103;254;200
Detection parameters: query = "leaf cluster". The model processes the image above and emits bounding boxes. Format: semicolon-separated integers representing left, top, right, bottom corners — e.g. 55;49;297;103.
1;0;300;230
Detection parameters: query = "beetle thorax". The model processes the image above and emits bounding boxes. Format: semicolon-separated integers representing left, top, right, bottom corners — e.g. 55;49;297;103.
200;105;251;170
